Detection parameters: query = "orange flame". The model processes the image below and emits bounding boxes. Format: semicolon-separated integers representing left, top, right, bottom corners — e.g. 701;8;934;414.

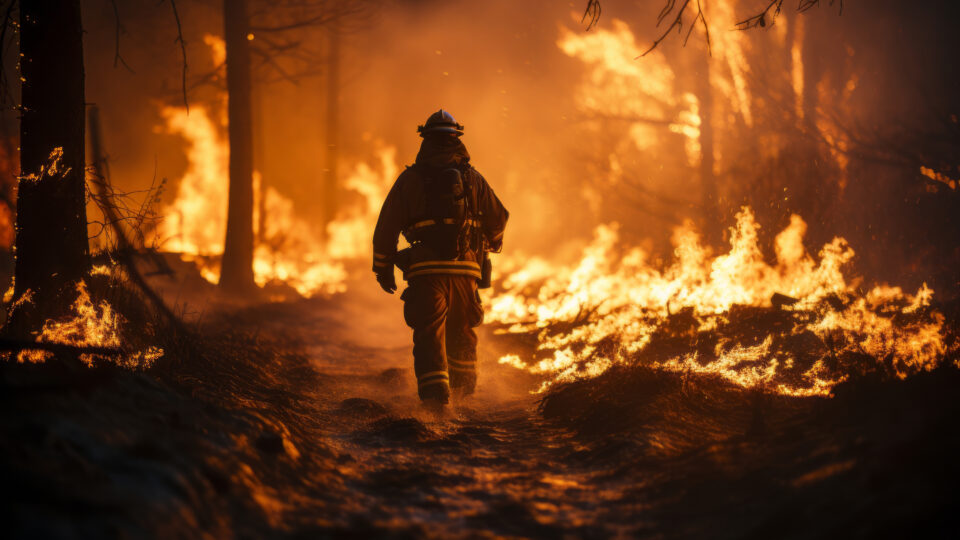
156;33;394;296
488;208;946;396
557;20;700;160
18;280;162;368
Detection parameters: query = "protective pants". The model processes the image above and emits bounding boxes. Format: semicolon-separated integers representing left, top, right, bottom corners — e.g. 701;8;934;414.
401;275;484;402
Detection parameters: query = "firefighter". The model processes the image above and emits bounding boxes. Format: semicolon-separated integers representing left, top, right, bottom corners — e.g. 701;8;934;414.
372;109;509;409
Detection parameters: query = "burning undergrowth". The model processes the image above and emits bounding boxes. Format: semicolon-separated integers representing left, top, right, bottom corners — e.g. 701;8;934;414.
488;207;955;398
5;266;177;370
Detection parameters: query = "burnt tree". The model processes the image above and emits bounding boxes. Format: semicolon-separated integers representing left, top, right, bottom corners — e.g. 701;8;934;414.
7;0;88;333
219;0;257;293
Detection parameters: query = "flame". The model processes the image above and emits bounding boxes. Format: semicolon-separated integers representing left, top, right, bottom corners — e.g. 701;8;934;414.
325;148;399;260
487;208;946;396
146;22;948;396
158;102;394;296
159;105;228;258
205;34;227;66
557;20;676;116
487;20;948;397
151;32;396;296
557;20;700;158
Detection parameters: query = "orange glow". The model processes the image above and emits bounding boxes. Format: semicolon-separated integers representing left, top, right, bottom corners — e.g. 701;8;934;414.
158;104;228;262
920;166;958;190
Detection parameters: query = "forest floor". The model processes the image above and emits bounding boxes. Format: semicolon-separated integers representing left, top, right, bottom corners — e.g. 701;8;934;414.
1;268;959;539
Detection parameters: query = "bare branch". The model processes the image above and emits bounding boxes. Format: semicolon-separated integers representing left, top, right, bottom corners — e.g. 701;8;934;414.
187;61;227;93
582;0;601;30
683;0;711;52
109;0;134;72
640;0;700;57
250;12;336;34
736;0;840;30
248;1;369;34
583;0;836;55
735;0;784;30
251;47;300;85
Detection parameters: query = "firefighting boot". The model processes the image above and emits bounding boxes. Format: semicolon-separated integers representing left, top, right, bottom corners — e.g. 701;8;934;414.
420;396;451;419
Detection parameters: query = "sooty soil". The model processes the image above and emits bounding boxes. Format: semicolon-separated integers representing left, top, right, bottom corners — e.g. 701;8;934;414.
1;285;958;539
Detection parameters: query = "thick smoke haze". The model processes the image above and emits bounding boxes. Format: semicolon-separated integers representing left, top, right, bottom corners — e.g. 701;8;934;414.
2;0;954;293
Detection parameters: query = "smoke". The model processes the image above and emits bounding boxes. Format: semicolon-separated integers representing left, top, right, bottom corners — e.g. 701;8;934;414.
33;0;953;297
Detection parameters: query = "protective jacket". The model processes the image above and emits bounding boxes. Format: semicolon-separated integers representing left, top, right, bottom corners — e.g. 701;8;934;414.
372;137;508;281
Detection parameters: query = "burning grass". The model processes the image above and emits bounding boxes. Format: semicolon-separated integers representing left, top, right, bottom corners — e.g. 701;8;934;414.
4;264;184;371
488;207;954;397
0;294;341;538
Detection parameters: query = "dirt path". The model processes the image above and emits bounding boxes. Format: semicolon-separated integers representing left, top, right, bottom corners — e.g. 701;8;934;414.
237;280;627;537
5;274;956;538
211;278;960;539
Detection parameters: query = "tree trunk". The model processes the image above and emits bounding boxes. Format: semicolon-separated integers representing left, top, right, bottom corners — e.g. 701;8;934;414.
7;0;88;334
219;0;256;293
323;18;341;235
695;53;719;245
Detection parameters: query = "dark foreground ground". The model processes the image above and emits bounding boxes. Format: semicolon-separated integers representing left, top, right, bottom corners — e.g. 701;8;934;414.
1;278;959;539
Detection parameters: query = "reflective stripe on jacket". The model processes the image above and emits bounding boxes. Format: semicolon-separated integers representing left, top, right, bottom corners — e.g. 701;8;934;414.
372;162;508;281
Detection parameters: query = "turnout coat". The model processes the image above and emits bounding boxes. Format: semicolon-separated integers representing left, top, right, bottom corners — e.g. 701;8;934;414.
372;138;508;282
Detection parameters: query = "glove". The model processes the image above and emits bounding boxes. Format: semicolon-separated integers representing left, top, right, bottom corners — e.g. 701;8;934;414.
376;269;397;294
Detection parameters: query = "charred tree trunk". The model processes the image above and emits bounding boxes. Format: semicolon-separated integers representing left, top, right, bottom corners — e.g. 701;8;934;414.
220;0;256;293
323;19;341;235
7;0;88;335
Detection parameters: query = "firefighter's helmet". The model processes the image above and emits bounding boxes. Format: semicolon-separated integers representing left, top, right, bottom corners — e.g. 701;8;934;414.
417;109;464;137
